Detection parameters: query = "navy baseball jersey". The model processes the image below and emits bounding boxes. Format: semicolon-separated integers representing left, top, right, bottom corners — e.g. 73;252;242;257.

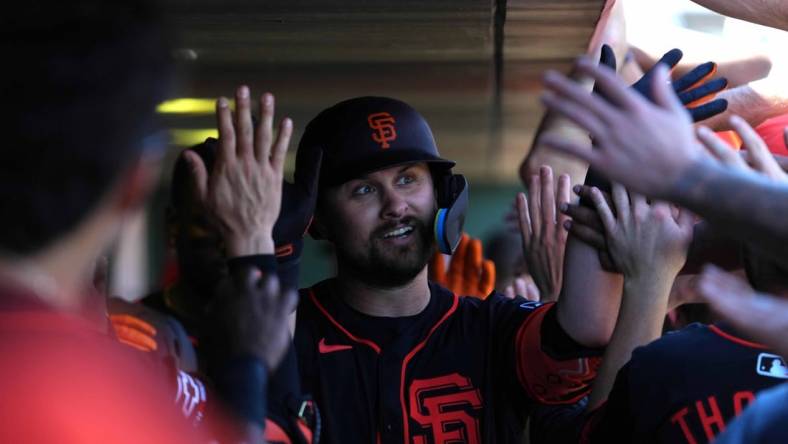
294;279;602;444
582;323;787;444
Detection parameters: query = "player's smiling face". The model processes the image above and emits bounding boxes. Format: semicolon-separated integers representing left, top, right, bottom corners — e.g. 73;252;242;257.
319;162;437;286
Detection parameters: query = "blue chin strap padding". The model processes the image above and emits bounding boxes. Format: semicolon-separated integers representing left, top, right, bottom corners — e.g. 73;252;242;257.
434;175;468;255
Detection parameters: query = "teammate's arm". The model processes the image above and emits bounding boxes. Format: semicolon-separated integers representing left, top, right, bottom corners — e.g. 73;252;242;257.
581;184;693;409
539;58;788;268
689;0;788;31
693;77;788;131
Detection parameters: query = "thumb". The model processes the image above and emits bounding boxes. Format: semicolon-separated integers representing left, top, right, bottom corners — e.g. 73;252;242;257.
184;151;208;205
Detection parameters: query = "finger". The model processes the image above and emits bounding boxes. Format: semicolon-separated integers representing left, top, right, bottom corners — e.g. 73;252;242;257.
631;48;683;99
597;44;617;71
255;92;274;162
527;174;542;242
574;184;615;211
262;273;281;305
563;204;605;233
235;85;254;158
504;285;515;300
695;265;788;352
610;183;630;227
731;115;779;175
651;65;686;114
514;278;529;300
540;91;609;137
540;166;556;239
696;126;746;169
184;151;209;205
538;134;601;167
279;289;299;317
630;191;649;221
215;97;236;165
271;118;293;175
516;192;533;250
567;220;607;250
526;283;541;302
688;98;729;123
576;57;643;110
448;233;469;292
479;259;496;298
676;206;695;231
556;173;572;243
430;251;448;284
678;77;728;108
672;61;716;93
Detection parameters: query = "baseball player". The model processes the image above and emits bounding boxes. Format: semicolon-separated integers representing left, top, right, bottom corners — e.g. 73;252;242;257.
290;96;616;444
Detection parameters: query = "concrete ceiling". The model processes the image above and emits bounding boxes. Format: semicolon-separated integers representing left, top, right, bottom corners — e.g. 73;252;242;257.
160;0;608;183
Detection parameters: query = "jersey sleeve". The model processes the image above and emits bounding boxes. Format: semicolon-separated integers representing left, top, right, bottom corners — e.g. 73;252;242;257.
488;296;602;406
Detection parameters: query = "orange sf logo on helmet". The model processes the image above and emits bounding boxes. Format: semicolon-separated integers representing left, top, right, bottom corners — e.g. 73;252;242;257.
367;112;397;149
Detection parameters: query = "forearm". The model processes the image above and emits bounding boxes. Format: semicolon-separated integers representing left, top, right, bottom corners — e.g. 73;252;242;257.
700;81;788;131
556;238;623;348
521;76;594;188
689;0;788;31
671;159;788;267
587;273;673;409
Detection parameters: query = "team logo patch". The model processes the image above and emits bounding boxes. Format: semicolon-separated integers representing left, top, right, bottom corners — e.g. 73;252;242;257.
756;353;788;379
368;112;397;149
409;373;483;444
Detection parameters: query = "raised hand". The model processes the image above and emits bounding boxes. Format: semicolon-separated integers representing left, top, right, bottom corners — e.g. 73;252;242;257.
696;264;788;358
697;116;788;182
516;166;570;301
186;87;292;257
596;44;728;123
430;233;496;299
218;268;298;371
585;183;694;279
541;58;710;199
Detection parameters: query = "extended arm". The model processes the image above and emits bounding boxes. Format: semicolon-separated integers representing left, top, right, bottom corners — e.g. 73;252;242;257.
690;0;788;31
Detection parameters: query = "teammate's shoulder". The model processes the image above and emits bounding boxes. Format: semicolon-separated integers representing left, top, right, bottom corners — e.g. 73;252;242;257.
629;322;711;364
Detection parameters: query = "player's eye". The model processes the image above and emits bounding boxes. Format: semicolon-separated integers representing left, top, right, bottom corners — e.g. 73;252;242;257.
351;184;374;197
396;175;416;186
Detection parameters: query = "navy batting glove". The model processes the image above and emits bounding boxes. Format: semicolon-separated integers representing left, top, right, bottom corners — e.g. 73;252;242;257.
273;146;322;291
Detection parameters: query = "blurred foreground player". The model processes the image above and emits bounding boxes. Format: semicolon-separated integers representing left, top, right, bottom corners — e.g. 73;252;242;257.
0;1;201;442
0;2;287;442
291;97;618;443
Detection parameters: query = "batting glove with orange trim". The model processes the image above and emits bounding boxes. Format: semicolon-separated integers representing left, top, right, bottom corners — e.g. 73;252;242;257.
273;146;323;291
430;233;496;299
109;314;158;353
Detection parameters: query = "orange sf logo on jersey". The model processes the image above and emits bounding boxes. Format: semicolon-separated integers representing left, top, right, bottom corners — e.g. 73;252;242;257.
368;112;397;149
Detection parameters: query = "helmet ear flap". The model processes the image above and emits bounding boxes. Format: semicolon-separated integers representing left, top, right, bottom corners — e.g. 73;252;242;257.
434;174;468;255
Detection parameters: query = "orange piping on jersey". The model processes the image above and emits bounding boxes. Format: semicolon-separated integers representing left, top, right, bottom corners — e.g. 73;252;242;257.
265;418;292;444
709;325;768;350
399;293;459;444
309;290;381;354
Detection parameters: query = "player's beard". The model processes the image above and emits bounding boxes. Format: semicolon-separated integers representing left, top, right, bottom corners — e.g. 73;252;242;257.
336;214;435;288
